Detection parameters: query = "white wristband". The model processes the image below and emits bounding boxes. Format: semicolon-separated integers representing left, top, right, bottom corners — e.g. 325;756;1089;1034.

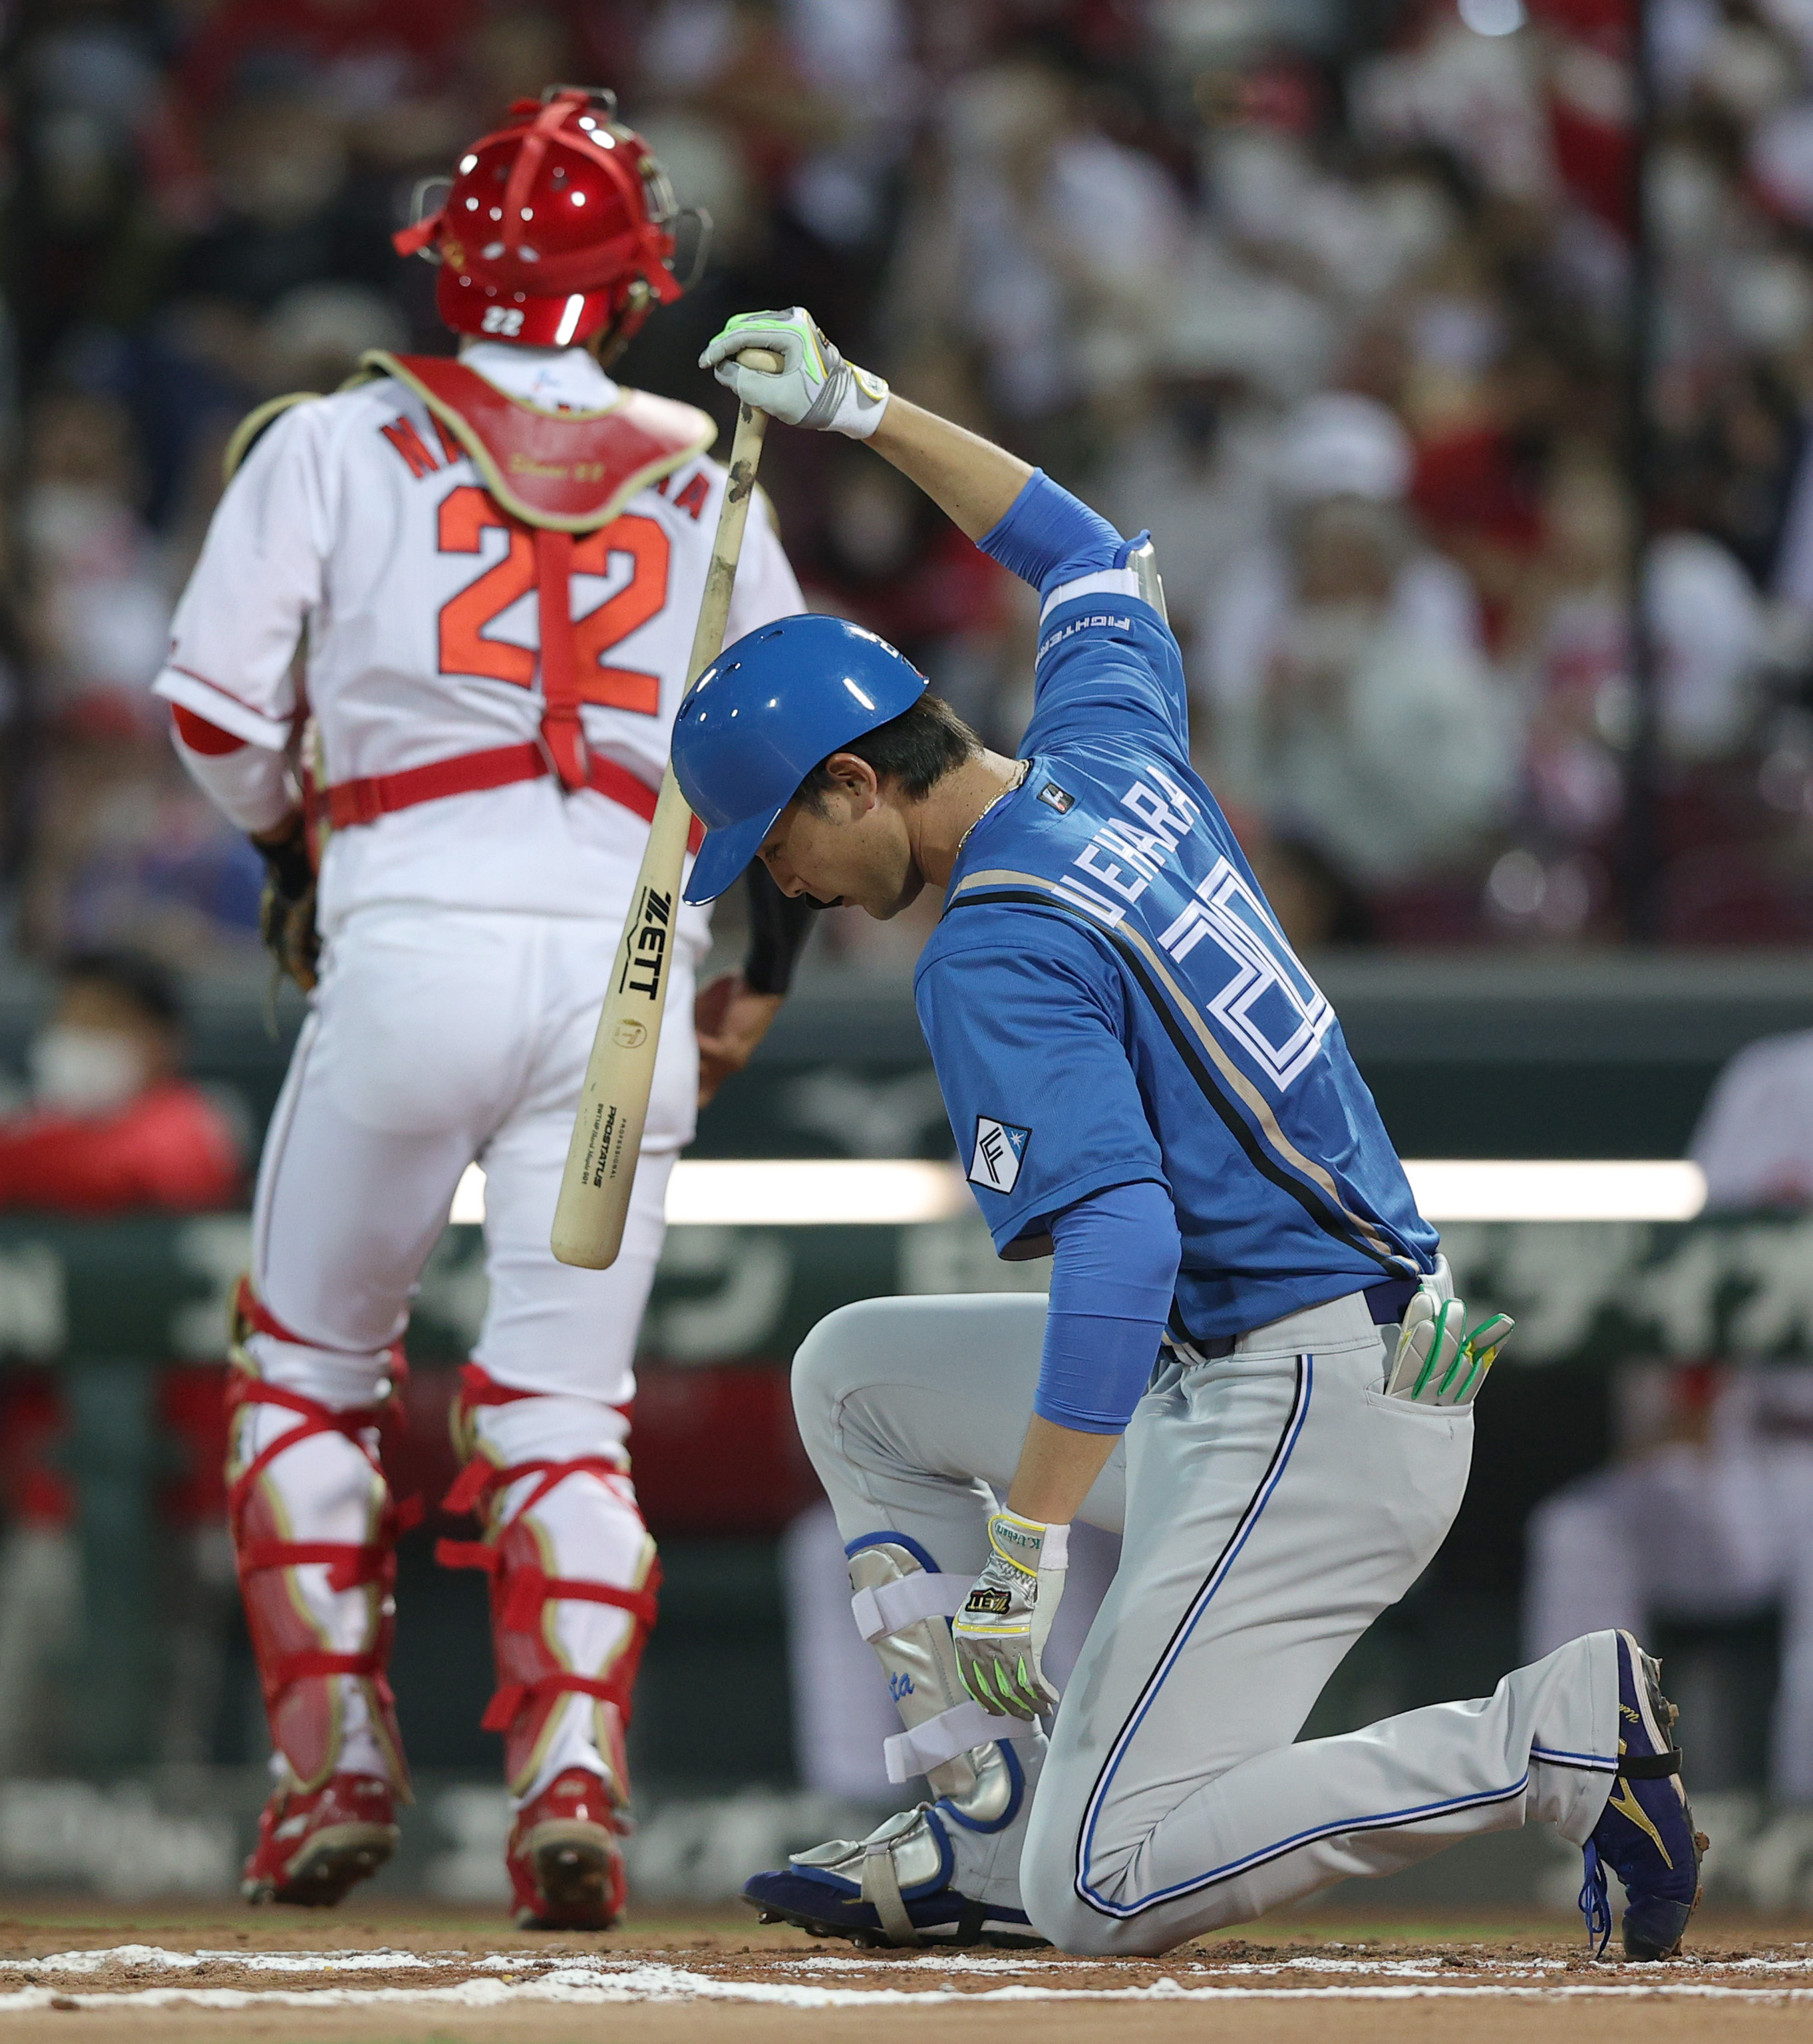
830;365;890;440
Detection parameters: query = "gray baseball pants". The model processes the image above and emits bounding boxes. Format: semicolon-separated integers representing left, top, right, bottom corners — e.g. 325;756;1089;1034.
792;1288;1619;1956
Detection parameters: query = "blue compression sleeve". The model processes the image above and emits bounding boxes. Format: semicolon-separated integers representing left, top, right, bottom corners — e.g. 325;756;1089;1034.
1033;1179;1180;1436
977;470;1124;597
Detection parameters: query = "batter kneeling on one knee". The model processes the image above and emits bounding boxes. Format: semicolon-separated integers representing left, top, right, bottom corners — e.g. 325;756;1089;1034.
669;305;1709;1963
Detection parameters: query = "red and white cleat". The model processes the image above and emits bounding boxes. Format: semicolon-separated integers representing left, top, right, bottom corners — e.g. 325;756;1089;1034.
507;1767;627;1930
242;1773;399;1906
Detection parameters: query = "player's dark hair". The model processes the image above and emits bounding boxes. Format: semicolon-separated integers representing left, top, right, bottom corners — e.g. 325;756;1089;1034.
798;695;979;809
61;949;182;1029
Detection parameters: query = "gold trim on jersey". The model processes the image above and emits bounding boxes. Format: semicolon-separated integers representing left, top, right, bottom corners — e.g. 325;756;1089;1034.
359;349;715;534
947;867;1409;1273
222;391;320;482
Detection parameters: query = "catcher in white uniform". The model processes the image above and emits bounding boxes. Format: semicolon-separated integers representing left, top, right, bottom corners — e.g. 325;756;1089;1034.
156;89;806;1927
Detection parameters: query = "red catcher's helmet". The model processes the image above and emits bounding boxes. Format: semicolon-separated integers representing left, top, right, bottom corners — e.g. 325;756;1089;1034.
394;86;700;349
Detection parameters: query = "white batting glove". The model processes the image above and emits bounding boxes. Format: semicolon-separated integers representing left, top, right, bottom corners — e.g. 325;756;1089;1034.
1387;1285;1514;1405
952;1510;1068;1721
699;307;890;439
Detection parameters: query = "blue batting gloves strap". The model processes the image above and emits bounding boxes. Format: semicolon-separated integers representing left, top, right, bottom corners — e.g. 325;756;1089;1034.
700;308;890;439
672;614;927;905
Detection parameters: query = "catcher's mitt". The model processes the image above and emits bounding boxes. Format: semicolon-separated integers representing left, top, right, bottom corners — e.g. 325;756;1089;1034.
254;818;319;993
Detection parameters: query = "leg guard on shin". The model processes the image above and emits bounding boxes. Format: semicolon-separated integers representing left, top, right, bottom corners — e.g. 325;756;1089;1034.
744;1536;1041;1948
849;1539;1030;1825
436;1366;659;1805
226;1281;415;1795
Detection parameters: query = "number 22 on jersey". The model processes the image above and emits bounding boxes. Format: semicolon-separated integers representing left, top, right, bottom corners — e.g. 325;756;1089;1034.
435;485;671;714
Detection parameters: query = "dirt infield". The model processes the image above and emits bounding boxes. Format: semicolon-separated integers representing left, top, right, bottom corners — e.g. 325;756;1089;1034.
0;1905;1809;2043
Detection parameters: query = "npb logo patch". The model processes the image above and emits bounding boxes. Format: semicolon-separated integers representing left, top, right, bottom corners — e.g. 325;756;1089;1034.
969;1117;1030;1194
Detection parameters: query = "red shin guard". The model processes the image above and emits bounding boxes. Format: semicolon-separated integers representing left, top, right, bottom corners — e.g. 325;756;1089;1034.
227;1281;416;1793
438;1365;658;1799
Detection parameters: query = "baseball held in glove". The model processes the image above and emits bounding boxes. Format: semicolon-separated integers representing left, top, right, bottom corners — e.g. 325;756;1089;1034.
254;816;319;993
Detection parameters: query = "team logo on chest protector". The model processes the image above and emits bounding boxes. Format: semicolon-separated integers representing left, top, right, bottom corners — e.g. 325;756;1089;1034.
970;1116;1029;1194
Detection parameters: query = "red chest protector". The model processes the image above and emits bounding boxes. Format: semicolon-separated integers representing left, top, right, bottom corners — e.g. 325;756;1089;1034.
367;352;714;532
318;353;716;832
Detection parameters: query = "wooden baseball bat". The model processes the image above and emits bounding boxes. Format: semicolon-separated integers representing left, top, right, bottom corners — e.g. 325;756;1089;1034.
551;349;780;1270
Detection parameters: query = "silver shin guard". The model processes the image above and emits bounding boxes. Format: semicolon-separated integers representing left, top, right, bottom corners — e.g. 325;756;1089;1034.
847;1541;1027;1826
772;1540;1043;1941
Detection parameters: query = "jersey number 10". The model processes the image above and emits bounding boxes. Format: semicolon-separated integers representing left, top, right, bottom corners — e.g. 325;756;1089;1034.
435;484;671;714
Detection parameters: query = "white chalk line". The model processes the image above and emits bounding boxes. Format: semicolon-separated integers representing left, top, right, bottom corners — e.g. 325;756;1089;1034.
9;1946;1813;1981
2;1956;1813;2012
0;1946;448;1976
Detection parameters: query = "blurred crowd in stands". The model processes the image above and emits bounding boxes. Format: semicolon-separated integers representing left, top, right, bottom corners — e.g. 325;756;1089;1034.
9;0;1813;959
0;948;240;1771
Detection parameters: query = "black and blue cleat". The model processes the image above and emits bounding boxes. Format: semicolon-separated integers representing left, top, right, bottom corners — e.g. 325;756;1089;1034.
742;1804;1043;1950
743;1863;1041;1949
1579;1630;1707;1960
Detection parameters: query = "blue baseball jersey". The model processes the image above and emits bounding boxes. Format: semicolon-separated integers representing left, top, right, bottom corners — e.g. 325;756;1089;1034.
913;570;1438;1341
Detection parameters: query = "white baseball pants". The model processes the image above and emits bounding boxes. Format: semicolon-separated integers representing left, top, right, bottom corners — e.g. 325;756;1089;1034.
250;902;695;1407
236;902;693;1798
793;1291;1619;1956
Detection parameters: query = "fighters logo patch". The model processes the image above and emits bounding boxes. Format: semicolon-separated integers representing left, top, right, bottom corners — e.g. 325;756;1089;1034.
1038;781;1076;815
969;1117;1029;1194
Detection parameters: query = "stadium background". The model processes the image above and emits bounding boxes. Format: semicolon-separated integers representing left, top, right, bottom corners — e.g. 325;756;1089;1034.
2;0;1813;1918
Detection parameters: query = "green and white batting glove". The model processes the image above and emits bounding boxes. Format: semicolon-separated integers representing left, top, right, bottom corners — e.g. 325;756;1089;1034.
952;1510;1068;1721
699;307;891;439
1387;1284;1515;1406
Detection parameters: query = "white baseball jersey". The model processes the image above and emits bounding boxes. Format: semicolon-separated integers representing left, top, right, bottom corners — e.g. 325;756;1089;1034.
1690;1027;1813;1210
154;341;803;952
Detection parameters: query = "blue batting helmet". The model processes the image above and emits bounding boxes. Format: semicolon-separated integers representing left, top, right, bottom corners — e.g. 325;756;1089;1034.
673;614;927;905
